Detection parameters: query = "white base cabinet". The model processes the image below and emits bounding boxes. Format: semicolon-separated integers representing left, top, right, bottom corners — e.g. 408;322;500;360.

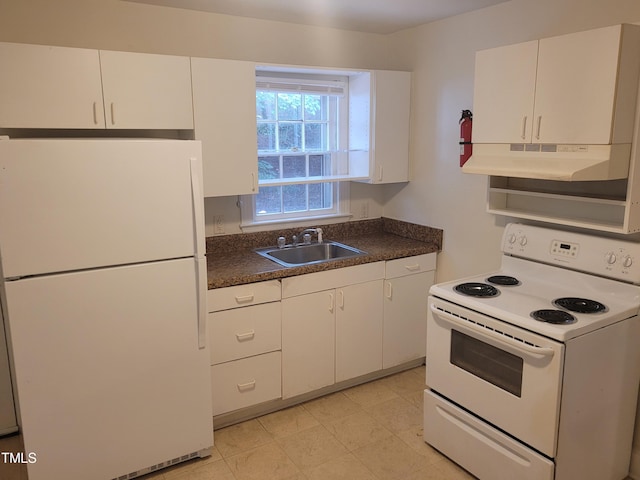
208;254;437;419
383;253;436;369
206;280;282;416
281;262;385;399
282;289;336;399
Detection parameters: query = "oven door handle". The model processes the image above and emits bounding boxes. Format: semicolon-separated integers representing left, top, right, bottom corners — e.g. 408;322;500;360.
431;305;556;359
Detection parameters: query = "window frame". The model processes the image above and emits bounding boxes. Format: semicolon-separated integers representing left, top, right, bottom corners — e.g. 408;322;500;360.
240;70;353;230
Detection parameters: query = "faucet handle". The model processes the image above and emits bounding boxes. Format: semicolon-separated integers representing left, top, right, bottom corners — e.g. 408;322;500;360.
277;236;286;249
303;233;312;245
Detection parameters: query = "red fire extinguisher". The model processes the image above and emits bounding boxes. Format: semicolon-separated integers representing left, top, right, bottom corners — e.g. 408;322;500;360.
459;110;473;167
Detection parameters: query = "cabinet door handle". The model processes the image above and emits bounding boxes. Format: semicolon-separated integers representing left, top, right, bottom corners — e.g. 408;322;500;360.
386;281;393;299
92;102;99;125
378;165;383;182
329;292;334;313
521;116;527;140
338;290;345;309
235;330;255;341
535;115;542;140
251;172;257;192
237;380;256;391
235;294;254;304
110;102;116;125
405;264;421;272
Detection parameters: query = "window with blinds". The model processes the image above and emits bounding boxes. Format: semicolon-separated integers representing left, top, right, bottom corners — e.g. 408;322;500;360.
247;72;349;223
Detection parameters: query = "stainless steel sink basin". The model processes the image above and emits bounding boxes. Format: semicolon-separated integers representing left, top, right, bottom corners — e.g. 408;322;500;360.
256;241;367;267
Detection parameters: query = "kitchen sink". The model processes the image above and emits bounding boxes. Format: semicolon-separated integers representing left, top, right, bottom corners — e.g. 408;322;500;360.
256;241;367;267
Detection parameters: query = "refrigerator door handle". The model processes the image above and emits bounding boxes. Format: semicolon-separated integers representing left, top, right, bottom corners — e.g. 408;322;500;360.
195;256;207;349
190;155;208;349
190;156;206;258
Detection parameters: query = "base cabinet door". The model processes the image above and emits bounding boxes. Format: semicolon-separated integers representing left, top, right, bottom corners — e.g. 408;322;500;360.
282;290;335;399
335;280;383;382
383;270;434;369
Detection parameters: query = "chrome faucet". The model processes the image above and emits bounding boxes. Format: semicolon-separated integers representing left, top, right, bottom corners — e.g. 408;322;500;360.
297;228;323;245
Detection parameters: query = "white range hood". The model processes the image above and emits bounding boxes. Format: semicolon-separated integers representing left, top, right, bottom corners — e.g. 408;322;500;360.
462;143;632;181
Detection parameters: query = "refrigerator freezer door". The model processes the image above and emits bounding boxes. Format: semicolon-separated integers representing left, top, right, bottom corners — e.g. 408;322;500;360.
4;259;213;480
0;139;202;278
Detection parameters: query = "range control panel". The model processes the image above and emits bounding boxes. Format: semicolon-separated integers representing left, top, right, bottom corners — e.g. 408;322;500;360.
502;223;640;283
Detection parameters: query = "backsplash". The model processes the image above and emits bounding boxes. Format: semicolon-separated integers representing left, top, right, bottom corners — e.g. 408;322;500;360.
206;218;443;254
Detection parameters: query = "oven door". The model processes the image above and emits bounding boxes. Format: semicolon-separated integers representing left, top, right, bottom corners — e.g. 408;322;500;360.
427;296;564;457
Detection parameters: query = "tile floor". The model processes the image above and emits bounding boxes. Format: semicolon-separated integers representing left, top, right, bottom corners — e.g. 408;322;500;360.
0;366;475;480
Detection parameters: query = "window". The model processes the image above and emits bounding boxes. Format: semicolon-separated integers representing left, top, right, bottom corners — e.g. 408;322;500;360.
241;72;351;227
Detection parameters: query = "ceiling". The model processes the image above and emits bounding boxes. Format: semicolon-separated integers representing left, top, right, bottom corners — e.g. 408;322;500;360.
124;0;511;34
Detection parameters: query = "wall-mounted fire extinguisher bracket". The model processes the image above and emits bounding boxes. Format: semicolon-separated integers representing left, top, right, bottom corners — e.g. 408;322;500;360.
459;110;473;167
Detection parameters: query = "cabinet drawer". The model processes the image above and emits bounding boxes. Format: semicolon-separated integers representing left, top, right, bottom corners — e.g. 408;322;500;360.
211;351;281;416
385;253;436;279
207;280;281;312
208;302;281;365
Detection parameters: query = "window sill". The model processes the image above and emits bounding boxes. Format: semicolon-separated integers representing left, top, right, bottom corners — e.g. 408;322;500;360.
240;213;354;233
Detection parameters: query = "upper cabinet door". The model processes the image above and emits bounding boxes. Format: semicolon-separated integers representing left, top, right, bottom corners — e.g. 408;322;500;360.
371;70;411;183
99;50;194;130
534;25;632;144
0;43;105;128
191;58;258;197
472;40;538;144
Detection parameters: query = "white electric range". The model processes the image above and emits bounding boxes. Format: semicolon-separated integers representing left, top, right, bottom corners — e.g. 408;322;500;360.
424;223;640;480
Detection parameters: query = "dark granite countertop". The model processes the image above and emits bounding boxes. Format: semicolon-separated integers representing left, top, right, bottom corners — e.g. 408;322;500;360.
206;218;443;289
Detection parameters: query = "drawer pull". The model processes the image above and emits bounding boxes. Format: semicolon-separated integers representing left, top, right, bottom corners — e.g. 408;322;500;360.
235;294;255;304
405;264;421;272
235;330;256;341
237;380;256;392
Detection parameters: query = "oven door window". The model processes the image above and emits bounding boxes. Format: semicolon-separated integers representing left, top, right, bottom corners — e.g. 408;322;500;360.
450;330;523;397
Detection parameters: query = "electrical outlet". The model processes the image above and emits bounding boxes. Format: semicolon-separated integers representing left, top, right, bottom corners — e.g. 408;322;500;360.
360;202;369;219
214;215;224;234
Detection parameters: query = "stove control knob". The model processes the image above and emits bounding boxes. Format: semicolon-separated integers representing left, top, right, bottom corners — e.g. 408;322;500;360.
623;255;633;268
507;233;517;244
605;252;617;265
519;236;528;246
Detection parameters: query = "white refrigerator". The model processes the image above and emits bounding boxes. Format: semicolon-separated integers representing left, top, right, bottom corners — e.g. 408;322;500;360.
0;138;213;480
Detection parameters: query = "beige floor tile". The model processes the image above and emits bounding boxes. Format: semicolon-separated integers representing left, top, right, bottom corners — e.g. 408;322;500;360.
324;410;392;451
304;453;377;480
214;419;273;458
364;395;423;434
166;458;236;480
396;426;446;464
276;424;348;470
353;435;431;480
343;379;399;408
0;434;27;480
258;405;320;438
403;458;477;480
302;391;362;424
379;368;426;398
226;442;301;480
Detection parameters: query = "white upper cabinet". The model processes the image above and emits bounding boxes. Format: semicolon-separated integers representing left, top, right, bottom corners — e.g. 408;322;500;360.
0;43;105;129
99;50;193;130
473;24;640;145
191;58;258;197
350;70;411;183
472;41;538;144
0;42;193;130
